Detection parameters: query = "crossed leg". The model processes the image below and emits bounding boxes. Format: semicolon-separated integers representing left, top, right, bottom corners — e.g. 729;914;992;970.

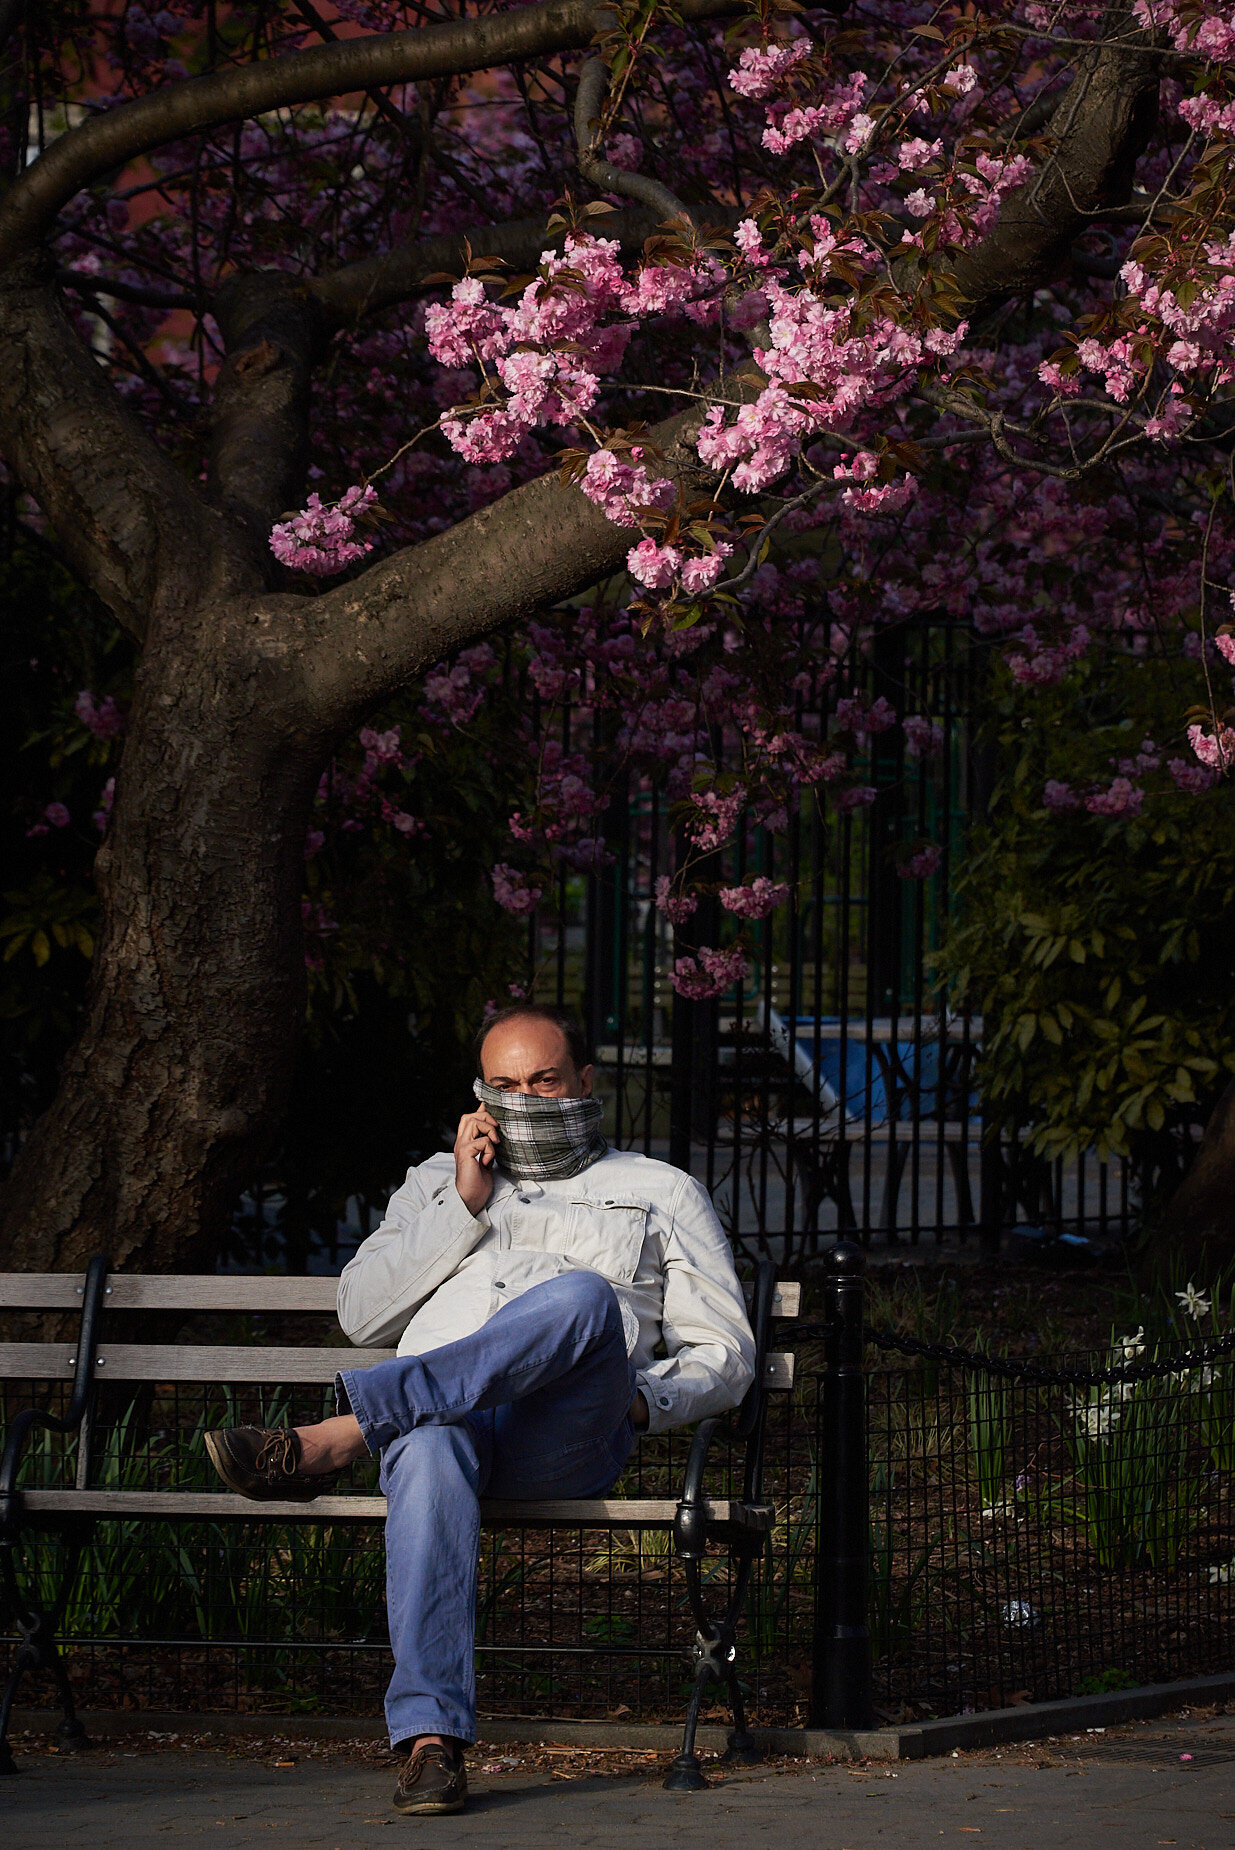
293;1271;636;1749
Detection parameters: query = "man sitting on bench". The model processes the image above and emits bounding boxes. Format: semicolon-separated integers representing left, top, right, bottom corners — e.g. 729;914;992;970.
205;1004;755;1817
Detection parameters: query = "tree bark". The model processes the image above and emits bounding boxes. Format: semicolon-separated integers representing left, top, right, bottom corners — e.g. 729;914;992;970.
1144;1081;1235;1283
0;600;323;1277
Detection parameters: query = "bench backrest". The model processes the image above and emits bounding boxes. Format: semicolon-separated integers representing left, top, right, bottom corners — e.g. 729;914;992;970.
0;1274;800;1390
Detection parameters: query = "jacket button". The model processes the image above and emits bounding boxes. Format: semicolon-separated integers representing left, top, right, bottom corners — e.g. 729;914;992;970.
657;1395;671;1409
494;1281;505;1290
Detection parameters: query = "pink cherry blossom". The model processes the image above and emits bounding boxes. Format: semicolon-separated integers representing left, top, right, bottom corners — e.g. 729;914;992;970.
654;876;699;925
1085;777;1145;818
270;484;378;576
671;945;750;999
719;877;790;918
903;715;944;759
1187;722;1235;770
627;539;682;590
75;690;126;740
688;785;746;851
491;863;543;916
1167;758;1218;793
897;844;942;879
727;41;811;102
93;777;115;834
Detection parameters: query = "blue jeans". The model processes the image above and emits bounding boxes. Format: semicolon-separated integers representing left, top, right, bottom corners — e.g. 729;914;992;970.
336;1271;636;1747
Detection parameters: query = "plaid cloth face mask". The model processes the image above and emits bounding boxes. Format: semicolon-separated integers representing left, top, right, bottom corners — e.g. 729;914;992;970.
473;1079;608;1182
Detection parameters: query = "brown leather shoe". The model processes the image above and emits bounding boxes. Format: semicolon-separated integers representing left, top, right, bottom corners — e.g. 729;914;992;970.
392;1741;468;1815
204;1426;339;1502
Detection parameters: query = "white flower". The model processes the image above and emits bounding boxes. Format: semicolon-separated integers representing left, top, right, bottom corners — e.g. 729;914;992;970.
1209;1558;1235;1586
1118;1327;1146;1361
1177;1283;1212;1321
1072;1389;1122;1442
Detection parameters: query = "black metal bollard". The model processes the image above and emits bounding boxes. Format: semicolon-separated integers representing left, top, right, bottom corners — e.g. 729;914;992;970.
810;1240;873;1729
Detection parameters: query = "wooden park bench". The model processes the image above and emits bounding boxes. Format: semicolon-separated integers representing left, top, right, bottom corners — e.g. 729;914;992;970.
0;1257;800;1789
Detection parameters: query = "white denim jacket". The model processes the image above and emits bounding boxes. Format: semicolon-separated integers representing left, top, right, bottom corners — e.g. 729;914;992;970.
337;1148;756;1435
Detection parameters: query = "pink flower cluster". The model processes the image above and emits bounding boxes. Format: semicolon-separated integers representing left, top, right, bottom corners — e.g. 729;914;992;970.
719;876;790;918
270;484;378;576
427;235;720;467
1006;624;1091;688
75;689;126;740
654;876;699;926
1135;0;1235;63
672;945;750;999
1187;721;1235;769
903;715;944;759
688;785;746;851
492;862;543;916
27;801;71;838
1167;757;1218;792
727;41;811;101
761;73;869;158
1043;779;1081;813
1085;776;1145;819
696;262;967;495
833;451;918;514
835;693;897;740
580;448;677;530
422;643;496;728
897;843;942;879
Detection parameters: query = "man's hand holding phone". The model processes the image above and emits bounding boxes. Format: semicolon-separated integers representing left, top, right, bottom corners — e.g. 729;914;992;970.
454;1105;500;1215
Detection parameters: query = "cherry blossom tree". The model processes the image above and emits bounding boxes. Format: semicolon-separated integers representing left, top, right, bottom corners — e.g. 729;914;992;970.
1;0;1233;1275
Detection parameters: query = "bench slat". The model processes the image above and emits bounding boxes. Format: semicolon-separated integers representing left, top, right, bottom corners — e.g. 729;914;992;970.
3;1276;800;1317
0;1275;343;1312
18;1489;767;1529
0;1343;392;1382
0;1345;795;1389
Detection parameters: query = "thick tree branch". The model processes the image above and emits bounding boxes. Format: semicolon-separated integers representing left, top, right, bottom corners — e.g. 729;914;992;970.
56;268;196;312
289;376;758;724
307;201;662;328
574;55;691;224
207;272;325;549
0;0;749;262
0;251;230;636
949;18;1160;320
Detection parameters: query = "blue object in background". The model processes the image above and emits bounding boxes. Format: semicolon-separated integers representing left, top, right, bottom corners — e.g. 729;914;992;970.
793;1019;977;1125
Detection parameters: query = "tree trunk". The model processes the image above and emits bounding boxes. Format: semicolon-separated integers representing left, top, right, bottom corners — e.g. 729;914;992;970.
1141;1079;1235;1283
0;599;323;1276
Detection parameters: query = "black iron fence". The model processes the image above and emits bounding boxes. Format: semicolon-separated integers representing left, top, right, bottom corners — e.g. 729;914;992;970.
512;616;1134;1270
218;614;1138;1280
4;1252;1233;1728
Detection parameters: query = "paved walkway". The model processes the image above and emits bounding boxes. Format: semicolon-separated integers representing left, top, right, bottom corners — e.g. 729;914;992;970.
7;1712;1235;1850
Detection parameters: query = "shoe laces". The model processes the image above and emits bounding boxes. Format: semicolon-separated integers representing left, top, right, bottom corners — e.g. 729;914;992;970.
253;1431;299;1480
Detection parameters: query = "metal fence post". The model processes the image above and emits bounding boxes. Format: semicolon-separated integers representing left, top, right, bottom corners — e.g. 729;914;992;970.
811;1239;874;1729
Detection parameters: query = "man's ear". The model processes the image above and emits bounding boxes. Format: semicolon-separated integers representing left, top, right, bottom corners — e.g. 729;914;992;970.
578;1063;594;1097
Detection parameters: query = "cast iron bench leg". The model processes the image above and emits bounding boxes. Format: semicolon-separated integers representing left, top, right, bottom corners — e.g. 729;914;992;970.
0;1546;92;1774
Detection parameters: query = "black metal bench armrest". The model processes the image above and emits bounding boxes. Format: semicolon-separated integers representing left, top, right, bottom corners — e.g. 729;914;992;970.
0;1254;109;1546
672;1259;780;1563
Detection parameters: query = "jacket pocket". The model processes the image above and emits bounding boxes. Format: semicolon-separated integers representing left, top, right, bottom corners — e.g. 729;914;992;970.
563;1199;647;1284
508;1198;647;1286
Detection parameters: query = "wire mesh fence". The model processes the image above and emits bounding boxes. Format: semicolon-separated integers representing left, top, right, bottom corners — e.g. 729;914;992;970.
4;1319;1233;1727
866;1328;1235;1717
0;1375;817;1726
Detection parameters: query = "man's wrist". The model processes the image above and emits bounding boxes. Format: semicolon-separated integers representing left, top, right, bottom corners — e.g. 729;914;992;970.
631;1389;650;1431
